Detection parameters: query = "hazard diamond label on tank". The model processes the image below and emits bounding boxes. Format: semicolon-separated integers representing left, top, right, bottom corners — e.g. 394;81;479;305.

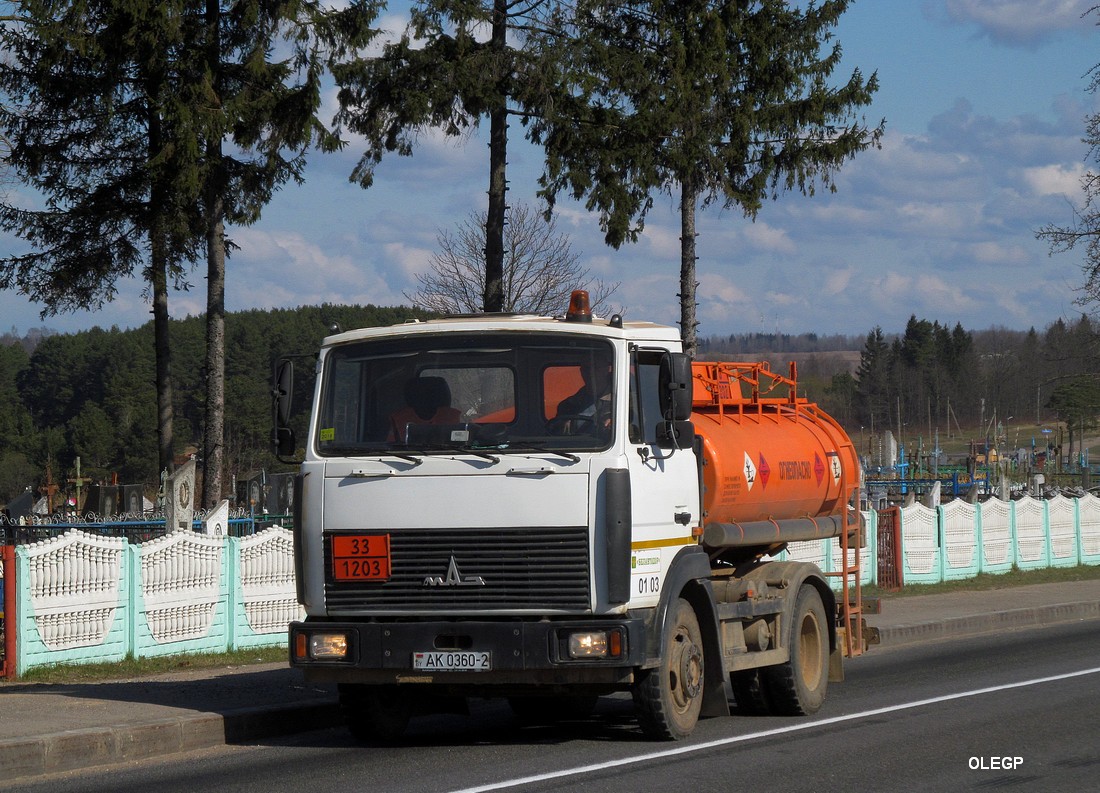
814;453;825;486
745;453;771;490
828;451;842;485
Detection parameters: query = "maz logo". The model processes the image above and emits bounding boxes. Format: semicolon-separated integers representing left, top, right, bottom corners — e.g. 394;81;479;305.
423;556;486;587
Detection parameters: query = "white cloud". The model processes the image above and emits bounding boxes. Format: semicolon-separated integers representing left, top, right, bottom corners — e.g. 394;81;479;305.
639;222;683;260
553;206;593;229
616;272;680;326
583;253;617;279
742;220;797;254
698;272;751;307
913;271;978;312
895;200;982;237
965;240;1031;265
823;266;856;296
1022;163;1086;197
230;228;402;309
384;241;433;281
938;0;1093;46
762;289;803;308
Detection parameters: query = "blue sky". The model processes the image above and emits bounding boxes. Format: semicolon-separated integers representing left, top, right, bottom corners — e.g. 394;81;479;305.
2;0;1099;339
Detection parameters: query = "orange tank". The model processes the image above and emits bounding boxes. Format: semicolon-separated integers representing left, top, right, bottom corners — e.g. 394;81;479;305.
690;361;860;548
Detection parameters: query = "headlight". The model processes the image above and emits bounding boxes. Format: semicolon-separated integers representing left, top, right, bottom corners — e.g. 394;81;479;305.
567;629;623;659
307;632;349;660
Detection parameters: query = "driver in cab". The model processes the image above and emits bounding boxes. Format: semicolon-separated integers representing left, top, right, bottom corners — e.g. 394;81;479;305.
553;364;612;435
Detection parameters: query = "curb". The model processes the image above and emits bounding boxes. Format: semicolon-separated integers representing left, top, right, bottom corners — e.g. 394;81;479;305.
873;601;1100;647
0;699;341;781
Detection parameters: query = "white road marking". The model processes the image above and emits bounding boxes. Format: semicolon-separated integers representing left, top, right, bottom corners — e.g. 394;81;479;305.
449;666;1100;793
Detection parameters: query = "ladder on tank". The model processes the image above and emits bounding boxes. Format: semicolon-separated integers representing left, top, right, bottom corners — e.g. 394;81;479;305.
801;394;865;658
828;480;866;657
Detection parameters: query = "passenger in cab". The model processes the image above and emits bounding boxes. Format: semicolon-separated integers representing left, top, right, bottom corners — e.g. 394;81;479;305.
389;376;462;441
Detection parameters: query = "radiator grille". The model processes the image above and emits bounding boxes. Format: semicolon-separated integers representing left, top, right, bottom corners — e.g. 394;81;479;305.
323;526;591;612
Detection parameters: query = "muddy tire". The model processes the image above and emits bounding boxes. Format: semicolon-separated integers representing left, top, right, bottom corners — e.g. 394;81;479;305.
633;597;705;740
762;585;828;715
339;684;411;743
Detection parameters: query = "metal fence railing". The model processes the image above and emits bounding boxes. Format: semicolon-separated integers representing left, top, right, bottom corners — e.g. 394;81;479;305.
0;511;291;546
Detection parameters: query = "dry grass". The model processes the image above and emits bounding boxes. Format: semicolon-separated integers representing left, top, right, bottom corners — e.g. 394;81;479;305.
11;645;287;684
862;562;1100;600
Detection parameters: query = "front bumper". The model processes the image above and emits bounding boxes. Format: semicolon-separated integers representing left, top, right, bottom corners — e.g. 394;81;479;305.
289;617;647;689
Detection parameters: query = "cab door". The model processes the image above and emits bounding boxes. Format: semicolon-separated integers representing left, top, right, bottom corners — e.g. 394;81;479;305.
624;348;700;606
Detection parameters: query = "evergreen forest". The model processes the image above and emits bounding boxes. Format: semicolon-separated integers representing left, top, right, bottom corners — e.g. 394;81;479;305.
706;316;1100;456
0;304;429;506
1;307;1098;508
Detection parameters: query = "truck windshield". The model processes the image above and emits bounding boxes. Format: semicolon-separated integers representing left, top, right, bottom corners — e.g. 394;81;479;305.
315;333;615;456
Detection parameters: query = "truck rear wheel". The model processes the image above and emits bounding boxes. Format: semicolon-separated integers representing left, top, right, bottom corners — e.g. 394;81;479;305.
338;684;411;743
762;585;828;715
633;597;705;740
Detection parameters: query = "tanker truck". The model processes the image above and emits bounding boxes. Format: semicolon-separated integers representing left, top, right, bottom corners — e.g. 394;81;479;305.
276;291;865;741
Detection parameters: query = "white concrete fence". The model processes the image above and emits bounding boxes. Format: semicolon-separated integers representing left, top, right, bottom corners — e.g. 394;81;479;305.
8;526;300;676
4;492;1100;677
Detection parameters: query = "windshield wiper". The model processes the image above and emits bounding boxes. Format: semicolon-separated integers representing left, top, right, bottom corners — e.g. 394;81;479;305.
397;446;500;463
483;444;580;463
387;452;424;465
322;445;424;466
457;446;500;462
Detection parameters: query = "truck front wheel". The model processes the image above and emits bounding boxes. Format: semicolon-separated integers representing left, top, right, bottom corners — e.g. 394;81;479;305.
633;597;705;740
762;585;828;715
338;683;412;743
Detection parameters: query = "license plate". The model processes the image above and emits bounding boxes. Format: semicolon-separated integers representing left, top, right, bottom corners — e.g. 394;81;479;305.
412;651;491;671
332;534;391;581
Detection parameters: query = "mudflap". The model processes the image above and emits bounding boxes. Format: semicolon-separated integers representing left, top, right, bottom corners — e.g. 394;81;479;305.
829;644;844;683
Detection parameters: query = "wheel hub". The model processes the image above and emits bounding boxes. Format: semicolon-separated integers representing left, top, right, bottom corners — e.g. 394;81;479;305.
678;641;703;700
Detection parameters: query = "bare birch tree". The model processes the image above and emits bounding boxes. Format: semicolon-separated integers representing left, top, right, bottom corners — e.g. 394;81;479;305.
407;203;619;316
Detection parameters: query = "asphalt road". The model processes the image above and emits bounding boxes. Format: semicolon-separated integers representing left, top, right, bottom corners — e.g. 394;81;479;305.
7;619;1099;793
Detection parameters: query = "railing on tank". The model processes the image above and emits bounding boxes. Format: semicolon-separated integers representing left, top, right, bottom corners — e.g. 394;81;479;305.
691;360;802;414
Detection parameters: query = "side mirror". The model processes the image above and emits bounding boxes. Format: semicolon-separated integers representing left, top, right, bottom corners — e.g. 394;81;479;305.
659;352;693;422
274;359;294;426
272;359;296;457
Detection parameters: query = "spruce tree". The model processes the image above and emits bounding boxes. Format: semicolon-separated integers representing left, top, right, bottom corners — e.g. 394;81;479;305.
190;0;380;505
534;0;883;357
0;0;203;474
333;0;568;312
0;0;381;502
